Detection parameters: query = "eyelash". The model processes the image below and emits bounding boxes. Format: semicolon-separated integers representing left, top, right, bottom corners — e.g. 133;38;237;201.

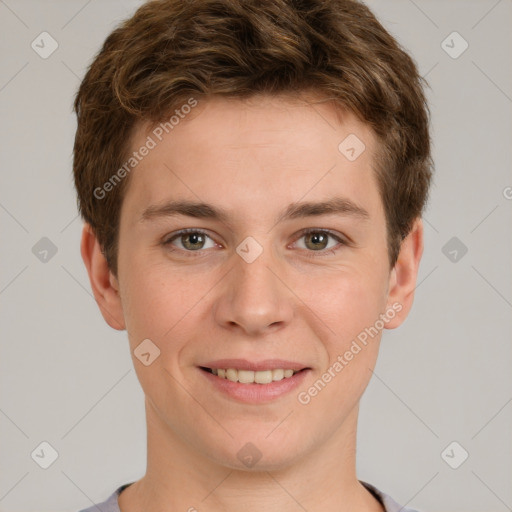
162;228;347;258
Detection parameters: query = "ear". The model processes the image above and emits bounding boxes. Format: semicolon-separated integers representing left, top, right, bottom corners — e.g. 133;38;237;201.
384;217;424;329
80;223;126;330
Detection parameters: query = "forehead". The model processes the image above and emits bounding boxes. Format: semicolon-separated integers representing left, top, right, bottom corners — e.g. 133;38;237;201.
120;94;383;225
140;94;374;152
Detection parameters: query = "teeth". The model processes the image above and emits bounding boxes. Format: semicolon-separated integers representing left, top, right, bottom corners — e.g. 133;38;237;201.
238;370;255;383
272;368;284;381
226;368;238;382
255;370;272;384
209;367;300;384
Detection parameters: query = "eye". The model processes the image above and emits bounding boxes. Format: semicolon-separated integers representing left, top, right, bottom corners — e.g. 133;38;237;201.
293;229;346;254
163;229;217;252
162;228;347;256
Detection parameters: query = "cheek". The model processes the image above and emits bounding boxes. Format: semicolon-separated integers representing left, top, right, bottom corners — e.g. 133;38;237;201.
298;274;386;405
293;271;386;433
120;260;194;347
292;264;389;344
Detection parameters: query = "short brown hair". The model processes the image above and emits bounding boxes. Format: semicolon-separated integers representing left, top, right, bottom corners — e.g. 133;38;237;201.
73;0;433;276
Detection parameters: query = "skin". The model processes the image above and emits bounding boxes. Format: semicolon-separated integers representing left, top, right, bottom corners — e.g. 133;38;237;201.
81;93;423;512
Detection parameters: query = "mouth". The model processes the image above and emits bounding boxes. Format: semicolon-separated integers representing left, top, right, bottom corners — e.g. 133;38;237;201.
199;366;308;385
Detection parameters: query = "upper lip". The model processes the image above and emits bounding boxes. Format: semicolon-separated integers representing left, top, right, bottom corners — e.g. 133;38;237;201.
200;359;310;372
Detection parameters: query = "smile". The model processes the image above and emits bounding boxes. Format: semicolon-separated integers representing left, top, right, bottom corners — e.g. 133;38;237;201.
199;365;310;403
201;367;302;384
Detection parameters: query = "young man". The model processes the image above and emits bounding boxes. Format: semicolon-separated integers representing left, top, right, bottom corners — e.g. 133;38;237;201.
74;0;432;511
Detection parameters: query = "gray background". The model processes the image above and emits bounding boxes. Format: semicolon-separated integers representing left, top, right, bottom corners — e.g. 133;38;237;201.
0;1;511;511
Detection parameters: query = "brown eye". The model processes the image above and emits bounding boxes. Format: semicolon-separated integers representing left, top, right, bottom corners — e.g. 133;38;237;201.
304;232;329;250
294;229;346;254
164;230;216;252
181;232;206;250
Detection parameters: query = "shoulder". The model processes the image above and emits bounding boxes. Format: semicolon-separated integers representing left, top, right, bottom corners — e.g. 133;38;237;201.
76;483;134;512
360;480;423;512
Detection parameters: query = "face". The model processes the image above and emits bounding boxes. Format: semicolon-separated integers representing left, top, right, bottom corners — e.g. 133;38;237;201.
86;94;421;471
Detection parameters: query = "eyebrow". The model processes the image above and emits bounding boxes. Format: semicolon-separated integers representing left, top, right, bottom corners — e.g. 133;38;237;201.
140;197;370;224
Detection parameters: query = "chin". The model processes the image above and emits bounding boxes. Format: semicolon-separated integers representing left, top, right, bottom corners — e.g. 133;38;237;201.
204;434;304;473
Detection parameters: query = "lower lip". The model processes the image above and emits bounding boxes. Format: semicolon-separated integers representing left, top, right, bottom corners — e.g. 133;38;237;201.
199;368;310;404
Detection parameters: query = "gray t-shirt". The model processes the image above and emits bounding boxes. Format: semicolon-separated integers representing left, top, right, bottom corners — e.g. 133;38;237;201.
77;480;420;512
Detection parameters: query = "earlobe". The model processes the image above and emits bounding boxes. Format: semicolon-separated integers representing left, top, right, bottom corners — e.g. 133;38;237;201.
80;223;126;331
384;218;424;329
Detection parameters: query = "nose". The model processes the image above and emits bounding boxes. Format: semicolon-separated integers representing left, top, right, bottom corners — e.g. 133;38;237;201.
213;244;294;336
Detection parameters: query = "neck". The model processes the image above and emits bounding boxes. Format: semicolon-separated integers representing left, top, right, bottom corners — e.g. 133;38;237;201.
118;400;384;512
